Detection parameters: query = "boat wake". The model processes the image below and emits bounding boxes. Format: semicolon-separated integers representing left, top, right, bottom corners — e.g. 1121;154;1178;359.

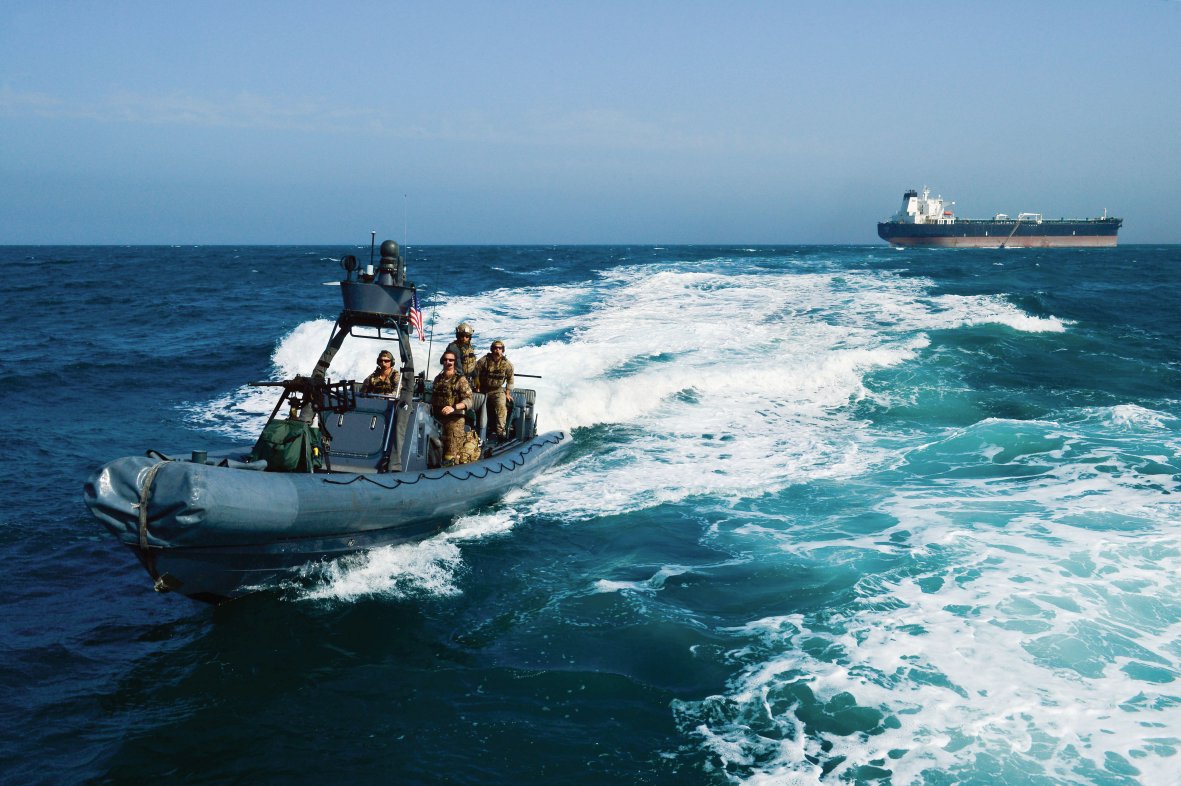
672;405;1181;783
216;255;1088;606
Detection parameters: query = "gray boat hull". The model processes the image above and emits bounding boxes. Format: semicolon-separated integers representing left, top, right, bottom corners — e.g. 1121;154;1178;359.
84;430;570;602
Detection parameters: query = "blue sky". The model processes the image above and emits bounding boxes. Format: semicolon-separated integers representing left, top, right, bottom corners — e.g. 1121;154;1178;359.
2;1;1178;244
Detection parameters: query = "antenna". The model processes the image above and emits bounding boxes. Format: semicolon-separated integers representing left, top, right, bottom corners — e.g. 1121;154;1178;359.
369;231;376;266
424;289;436;372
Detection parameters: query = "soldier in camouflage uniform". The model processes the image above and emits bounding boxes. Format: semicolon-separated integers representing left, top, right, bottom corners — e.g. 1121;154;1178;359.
443;322;478;384
360;349;399;395
473;340;515;442
431;350;474;466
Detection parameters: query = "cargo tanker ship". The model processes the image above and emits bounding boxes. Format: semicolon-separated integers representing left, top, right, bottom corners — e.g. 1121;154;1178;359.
878;188;1121;248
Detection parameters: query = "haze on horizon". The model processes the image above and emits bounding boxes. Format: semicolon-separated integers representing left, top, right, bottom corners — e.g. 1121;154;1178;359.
2;1;1179;246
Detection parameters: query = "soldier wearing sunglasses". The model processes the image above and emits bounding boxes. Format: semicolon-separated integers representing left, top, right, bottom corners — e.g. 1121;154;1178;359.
360;349;399;395
431;350;474;467
474;340;515;443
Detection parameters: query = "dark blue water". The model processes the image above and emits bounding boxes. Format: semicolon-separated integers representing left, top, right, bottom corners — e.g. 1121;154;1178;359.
2;244;1180;784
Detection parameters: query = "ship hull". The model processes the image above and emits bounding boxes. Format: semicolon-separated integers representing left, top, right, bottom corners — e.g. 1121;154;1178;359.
878;218;1122;248
84;431;571;603
882;234;1118;249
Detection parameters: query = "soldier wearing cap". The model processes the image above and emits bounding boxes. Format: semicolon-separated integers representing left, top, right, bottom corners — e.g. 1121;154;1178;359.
444;322;478;382
360;349;399;395
473;340;515;442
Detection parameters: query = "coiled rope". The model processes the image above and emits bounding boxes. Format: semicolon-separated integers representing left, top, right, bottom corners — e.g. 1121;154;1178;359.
135;460;168;590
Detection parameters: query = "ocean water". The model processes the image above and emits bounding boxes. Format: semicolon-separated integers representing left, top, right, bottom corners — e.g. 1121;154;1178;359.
2;243;1180;785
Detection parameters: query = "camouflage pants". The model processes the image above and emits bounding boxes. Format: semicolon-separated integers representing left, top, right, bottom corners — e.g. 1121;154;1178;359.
486;390;509;437
441;416;466;463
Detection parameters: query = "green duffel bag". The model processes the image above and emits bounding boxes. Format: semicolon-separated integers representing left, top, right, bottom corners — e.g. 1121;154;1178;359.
248;419;323;472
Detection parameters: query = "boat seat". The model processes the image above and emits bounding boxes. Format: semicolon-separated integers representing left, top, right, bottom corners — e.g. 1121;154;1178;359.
509;388;536;441
323;395;396;473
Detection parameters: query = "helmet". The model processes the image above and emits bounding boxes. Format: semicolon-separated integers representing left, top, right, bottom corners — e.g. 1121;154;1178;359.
456;322;473;337
377;349;394;362
491;340;505;350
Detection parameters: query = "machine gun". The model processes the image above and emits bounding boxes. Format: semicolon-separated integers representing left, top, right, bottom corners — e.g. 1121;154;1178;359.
250;375;358;422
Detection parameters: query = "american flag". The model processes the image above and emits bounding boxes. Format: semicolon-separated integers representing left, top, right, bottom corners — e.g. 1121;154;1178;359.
408;291;425;342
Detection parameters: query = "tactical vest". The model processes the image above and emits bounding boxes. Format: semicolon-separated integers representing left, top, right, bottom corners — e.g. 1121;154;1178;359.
445;340;478;378
432;372;471;416
460;347;477;376
476;356;512;392
363;370;398;395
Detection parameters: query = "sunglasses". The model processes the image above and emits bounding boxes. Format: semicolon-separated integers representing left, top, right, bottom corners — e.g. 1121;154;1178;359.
379;358;393;364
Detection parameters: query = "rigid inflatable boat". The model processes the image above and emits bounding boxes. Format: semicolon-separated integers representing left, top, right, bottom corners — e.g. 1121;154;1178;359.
84;240;570;603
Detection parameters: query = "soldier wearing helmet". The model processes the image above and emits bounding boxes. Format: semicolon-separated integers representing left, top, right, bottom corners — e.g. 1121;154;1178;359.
473;340;515;442
360;348;399;395
431;348;474;466
444;321;478;382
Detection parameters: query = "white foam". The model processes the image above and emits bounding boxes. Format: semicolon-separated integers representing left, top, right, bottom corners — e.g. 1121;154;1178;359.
454;266;938;521
1105;403;1173;431
679;407;1181;783
287;501;529;603
292;537;465;602
933;293;1070;333
591;563;718;595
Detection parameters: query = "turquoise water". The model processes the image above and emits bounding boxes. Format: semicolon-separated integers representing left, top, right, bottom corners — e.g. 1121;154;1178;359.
2;244;1179;784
